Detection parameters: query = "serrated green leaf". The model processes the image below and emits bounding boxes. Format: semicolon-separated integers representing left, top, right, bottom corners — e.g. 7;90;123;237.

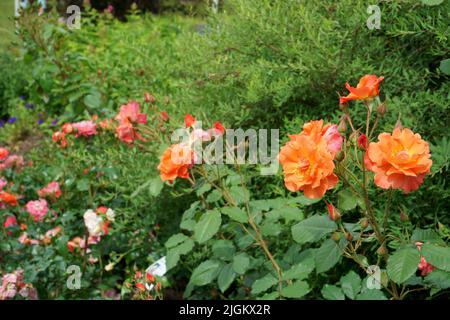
189;260;221;286
221;207;247;223
165;233;188;248
281;281;310;298
212;240;236;260
340;270;362;299
387;247;421;284
149;177;164;196
421;243;450;272
282;258;315;281
196;183;212;196
315;239;342;273
411;229;443;244
232;253;250;274
338;189;358;211
218;264;236;293
229;186;250;205
424;270;450;289
439;59;450;75
194;210;222;243
356;290;387;300
321;284;345;300
251;274;278;295
421;0;444;6
292;215;337;244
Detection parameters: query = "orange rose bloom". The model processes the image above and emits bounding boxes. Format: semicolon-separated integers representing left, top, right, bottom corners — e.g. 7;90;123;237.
299;120;343;158
278;133;338;199
364;128;432;193
158;144;194;182
340;75;384;104
0;191;18;206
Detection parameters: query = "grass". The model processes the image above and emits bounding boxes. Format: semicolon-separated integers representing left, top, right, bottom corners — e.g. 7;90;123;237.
0;0;16;48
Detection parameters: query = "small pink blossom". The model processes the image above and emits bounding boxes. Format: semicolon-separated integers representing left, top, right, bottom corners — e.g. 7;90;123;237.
4;216;17;235
323;124;343;157
415;241;435;276
37;181;61;199
0;178;7;190
26;199;49;222
115;101;147;124
72;120;97;137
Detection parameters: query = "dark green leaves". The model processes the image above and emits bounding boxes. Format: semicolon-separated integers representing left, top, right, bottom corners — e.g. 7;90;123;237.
340;271;362;299
281;281;310;298
315;239;344;273
421;243;450;272
194;210;222;243
291;215;336;244
221;207;247;223
189;260;221;286
387;246;421;284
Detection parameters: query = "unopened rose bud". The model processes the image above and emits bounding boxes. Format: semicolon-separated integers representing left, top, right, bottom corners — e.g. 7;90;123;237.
338;117;347;133
377;103;387;116
400;210;409;222
377;244;388;256
335;150;345;162
331;232;341;242
349;131;359;144
357;134;368;150
394;119;403;130
345;232;353;241
327;203;341;221
360;218;369;230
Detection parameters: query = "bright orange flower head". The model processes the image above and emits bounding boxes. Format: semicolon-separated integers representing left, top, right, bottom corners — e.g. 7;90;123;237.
299;120;343;158
0;147;9;161
158;144;194;182
340;75;384;104
0;191;18;206
278;133;338;199
364;128;432;193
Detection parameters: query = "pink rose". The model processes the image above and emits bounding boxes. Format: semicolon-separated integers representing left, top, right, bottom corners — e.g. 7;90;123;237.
72;120;97;137
26;199;49;222
323;124;343;157
37;181;61;199
115;101;147;124
0;178;7;190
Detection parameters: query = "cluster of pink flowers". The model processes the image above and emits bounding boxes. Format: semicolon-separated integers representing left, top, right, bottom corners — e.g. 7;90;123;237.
25;199;49;222
114;101;148;145
37;181;61;199
52;93;171;148
0;269;38;300
0;147;24;172
52;120;97;148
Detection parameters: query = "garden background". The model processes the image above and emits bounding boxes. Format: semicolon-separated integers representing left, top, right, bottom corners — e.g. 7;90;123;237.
0;0;449;300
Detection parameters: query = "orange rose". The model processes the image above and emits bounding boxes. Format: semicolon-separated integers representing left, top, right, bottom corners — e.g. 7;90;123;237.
0;147;9;161
339;75;384;104
299;120;343;158
278;133;338;199
0;191;18;206
158;144;194;182
364;128;432;193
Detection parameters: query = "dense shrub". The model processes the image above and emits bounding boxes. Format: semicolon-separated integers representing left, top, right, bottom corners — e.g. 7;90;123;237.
1;0;449;300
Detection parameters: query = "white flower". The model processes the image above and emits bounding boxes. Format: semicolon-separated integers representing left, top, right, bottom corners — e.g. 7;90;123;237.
106;208;115;222
105;263;115;271
83;209;103;236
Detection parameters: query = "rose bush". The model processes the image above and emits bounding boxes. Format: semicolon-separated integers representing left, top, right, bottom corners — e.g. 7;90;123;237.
1;0;449;300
